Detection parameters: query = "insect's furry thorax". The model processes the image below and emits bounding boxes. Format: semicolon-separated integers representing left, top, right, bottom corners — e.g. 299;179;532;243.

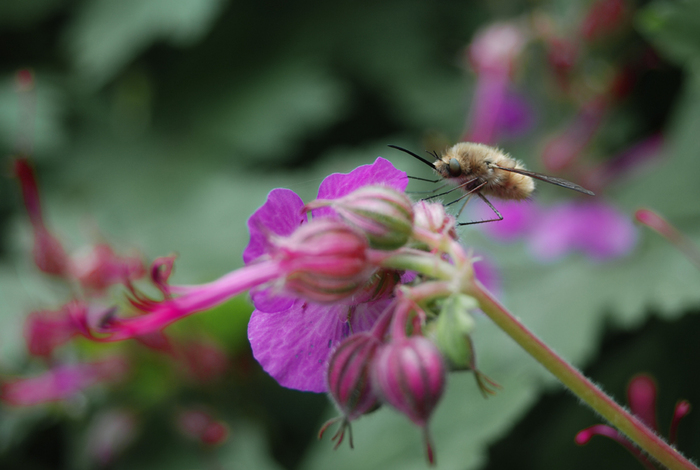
435;142;535;200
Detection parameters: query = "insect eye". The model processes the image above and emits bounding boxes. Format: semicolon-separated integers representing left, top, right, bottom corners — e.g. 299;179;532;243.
448;158;461;177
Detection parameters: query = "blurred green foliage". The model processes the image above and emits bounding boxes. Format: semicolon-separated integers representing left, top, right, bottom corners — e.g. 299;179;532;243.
1;0;700;469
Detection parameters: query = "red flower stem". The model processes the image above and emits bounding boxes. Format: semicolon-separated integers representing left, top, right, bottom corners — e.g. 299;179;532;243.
467;279;698;470
105;261;282;340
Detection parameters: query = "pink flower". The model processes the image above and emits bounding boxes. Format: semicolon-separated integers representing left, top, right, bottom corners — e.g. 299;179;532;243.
372;336;446;465
13;158;69;276
580;0;628;42
477;200;637;262
1;356;129;406
77;158;407;393
462;22;532;144
541;98;607;172
576;374;691;468
177;409;229;445
24;307;80;358
69;244;145;292
527;201;637;261
244;158;408;392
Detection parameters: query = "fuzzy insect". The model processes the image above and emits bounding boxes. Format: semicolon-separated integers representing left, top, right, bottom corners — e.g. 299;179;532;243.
389;142;594;225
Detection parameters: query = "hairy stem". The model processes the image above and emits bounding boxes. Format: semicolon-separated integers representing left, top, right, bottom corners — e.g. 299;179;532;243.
467;279;698;470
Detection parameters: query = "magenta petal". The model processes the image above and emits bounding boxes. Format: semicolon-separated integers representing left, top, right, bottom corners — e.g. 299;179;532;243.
575;203;637;260
313;158;408;219
248;299;389;392
478;200;538;241
527;202;636;262
527;205;578;261
243;188;307;264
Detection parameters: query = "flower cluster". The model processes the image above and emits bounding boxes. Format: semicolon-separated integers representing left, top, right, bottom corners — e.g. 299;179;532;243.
3;158;231;409
16;156;493;463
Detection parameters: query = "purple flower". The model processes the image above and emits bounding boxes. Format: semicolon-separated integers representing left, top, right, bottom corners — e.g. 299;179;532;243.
1;356;129;407
527;201;637;261
244;158;407;392
462;22;531;145
477;199;637;262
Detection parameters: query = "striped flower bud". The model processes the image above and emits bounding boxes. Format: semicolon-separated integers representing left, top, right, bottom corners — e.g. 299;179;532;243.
272;219;374;303
327;333;381;420
413;201;457;239
306;186;414;250
372;336;446;464
320;333;381;449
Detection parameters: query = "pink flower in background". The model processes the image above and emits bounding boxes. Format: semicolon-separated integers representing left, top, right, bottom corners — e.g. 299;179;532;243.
528;201;637;261
14;158;69;276
477;200;539;242
24;307;80;358
1;356;129;407
70;244;145;293
541;98;607;172
580;0;628;42
582;134;664;192
576;374;691;468
463;22;530;144
177;409;229;445
477;200;637;262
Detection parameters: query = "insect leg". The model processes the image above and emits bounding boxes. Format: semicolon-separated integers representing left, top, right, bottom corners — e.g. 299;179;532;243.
457;193;503;226
407;175;442;183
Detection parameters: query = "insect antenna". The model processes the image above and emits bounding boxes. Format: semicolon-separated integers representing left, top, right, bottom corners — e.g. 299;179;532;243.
388;145;437;169
423;178;478;201
407;183;449;195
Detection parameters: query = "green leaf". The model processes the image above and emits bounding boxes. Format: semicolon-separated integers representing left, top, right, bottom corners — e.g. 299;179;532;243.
64;0;229;87
636;0;700;67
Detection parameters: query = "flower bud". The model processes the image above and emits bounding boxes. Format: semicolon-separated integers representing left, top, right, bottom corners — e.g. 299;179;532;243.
320;333;381;449
372;336;445;464
372;336;445;427
33;227;68;276
432;295;477;371
413;201;457;239
273;219;373;303
327;333;381;420
306;186;414;250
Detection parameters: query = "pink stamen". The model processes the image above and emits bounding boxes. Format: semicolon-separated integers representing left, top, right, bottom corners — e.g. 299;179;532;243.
669;400;691;445
627;374;658;431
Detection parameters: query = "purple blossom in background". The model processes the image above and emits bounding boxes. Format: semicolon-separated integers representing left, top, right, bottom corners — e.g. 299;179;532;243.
478;200;539;242
462;22;530;144
496;91;537;140
244;158;408;392
576;374;691;468
477;200;637;262
1;357;128;407
528;201;637;262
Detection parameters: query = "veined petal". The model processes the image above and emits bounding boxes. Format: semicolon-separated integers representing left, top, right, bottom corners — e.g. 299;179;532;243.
244;188;307;264
248;298;391;392
313;158;408;220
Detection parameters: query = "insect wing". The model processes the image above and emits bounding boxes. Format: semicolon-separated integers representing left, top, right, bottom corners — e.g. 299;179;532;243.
491;165;595;196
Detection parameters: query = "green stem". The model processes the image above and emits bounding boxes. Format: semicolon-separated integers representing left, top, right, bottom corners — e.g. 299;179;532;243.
467;279;697;470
